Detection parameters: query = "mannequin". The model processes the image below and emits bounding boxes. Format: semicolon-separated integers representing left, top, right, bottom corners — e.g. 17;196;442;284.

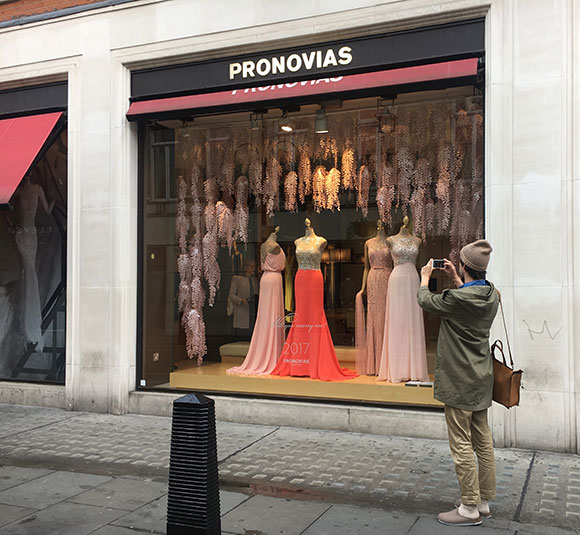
360;220;388;294
227;226;286;376
377;215;428;383
356;220;393;375
260;225;282;263
12;174;55;353
271;218;357;381
386;215;421;249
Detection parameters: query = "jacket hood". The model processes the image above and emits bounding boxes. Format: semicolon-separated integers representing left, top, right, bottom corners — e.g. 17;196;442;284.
451;281;498;314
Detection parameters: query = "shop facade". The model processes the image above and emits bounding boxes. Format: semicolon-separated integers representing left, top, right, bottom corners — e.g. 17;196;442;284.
0;0;578;453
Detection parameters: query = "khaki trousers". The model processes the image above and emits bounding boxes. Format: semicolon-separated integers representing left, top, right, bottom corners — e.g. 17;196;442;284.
444;405;496;505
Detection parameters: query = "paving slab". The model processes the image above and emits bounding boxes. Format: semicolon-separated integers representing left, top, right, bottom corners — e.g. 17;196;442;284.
0;466;53;492
221;495;330;535
408;516;517;534
0;504;37;527
111;494;166;534
302;504;418;535
0;470;111;509
0;501;125;535
68;476;167;510
90;527;140;535
220;489;252;515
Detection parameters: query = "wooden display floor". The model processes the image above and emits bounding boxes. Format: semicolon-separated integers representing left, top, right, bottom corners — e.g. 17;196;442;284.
169;359;442;407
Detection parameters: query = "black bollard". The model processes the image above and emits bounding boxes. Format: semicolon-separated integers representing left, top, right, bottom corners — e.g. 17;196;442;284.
166;393;221;535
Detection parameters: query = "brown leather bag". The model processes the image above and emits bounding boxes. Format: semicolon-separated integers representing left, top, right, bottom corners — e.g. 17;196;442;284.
491;300;522;408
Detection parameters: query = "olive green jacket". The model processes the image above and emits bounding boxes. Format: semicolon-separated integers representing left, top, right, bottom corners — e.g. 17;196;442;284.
417;283;499;411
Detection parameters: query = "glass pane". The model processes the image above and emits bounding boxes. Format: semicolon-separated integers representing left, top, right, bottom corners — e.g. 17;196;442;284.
0;130;67;383
140;88;484;403
152;146;166;199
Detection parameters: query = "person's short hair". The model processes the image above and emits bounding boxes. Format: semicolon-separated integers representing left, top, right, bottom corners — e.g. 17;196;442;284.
461;261;486;280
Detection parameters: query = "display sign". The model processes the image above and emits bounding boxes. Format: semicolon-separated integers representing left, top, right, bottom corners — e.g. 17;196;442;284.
131;20;484;100
228;46;353;81
127;59;478;121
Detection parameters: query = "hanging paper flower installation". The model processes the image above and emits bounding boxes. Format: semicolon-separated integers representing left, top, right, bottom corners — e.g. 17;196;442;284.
284;171;298;212
356;164;371;217
172;99;484;365
216;201;234;251
234;176;249;242
298;142;312;204
325;168;341;212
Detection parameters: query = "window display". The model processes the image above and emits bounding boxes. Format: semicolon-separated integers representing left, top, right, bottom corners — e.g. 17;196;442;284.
139;87;483;405
0;130;67;383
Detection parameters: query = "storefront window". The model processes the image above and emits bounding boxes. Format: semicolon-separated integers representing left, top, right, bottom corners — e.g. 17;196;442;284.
0;130;67;383
139;87;483;406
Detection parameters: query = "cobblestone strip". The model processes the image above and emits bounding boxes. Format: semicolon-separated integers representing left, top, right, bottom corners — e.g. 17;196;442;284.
219;427;532;520
519;451;580;531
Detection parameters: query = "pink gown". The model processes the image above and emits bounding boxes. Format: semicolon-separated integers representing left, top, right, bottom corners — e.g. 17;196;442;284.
355;237;393;375
377;235;429;383
226;250;286;376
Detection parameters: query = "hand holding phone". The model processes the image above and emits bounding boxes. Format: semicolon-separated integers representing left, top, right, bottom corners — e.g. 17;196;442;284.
432;259;445;269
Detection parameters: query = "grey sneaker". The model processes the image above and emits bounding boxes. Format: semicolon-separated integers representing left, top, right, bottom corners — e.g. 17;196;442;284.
438;508;482;526
454;499;492;518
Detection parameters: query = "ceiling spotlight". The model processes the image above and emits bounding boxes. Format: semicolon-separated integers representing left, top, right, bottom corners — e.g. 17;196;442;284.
378;98;397;119
250;112;262;131
315;108;328;134
181;119;191;137
279;112;293;132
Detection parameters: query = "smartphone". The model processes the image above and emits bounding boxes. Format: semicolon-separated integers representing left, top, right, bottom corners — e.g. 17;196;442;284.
432;259;445;269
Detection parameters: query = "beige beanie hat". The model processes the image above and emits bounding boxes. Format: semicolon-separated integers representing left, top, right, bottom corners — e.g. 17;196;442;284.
460;239;492;271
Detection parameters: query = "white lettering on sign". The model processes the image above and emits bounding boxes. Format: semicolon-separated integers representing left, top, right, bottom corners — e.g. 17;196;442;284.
230;77;343;95
228;46;354;80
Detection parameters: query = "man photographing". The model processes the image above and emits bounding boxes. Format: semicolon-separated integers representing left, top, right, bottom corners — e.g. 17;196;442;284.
417;240;500;527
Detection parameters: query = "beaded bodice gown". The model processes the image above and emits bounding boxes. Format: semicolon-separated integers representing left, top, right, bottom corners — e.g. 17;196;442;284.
377;234;429;383
271;236;358;381
227;249;286;376
356;237;393;375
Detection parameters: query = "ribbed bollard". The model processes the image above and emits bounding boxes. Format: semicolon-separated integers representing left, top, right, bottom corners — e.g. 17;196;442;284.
166;393;221;535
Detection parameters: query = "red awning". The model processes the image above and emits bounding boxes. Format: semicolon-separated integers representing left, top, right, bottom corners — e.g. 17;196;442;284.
127;58;478;119
0;112;63;204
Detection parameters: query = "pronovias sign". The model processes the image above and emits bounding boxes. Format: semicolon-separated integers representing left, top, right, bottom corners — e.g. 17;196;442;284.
229;46;353;80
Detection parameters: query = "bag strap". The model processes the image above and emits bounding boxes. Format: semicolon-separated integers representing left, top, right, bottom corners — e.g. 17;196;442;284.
491;340;508;366
498;297;514;368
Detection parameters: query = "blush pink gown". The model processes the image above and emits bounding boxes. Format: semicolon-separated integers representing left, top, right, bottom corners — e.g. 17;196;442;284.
226;250;286;376
355;237;392;375
377;235;429;383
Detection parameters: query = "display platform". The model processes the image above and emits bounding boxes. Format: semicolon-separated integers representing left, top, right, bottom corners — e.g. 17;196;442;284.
169;346;441;407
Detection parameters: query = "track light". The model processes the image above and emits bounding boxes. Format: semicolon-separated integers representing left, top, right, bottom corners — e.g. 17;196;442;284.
378;98;397;119
279;112;293;132
181;119;191;137
315;108;328;134
250;113;262;131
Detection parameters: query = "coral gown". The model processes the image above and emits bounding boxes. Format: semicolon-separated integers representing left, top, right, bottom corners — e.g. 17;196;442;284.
378;235;429;383
227;250;286;376
271;236;358;381
355;237;393;375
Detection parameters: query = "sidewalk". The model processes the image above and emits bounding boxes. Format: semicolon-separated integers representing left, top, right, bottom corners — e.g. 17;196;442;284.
0;404;578;534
